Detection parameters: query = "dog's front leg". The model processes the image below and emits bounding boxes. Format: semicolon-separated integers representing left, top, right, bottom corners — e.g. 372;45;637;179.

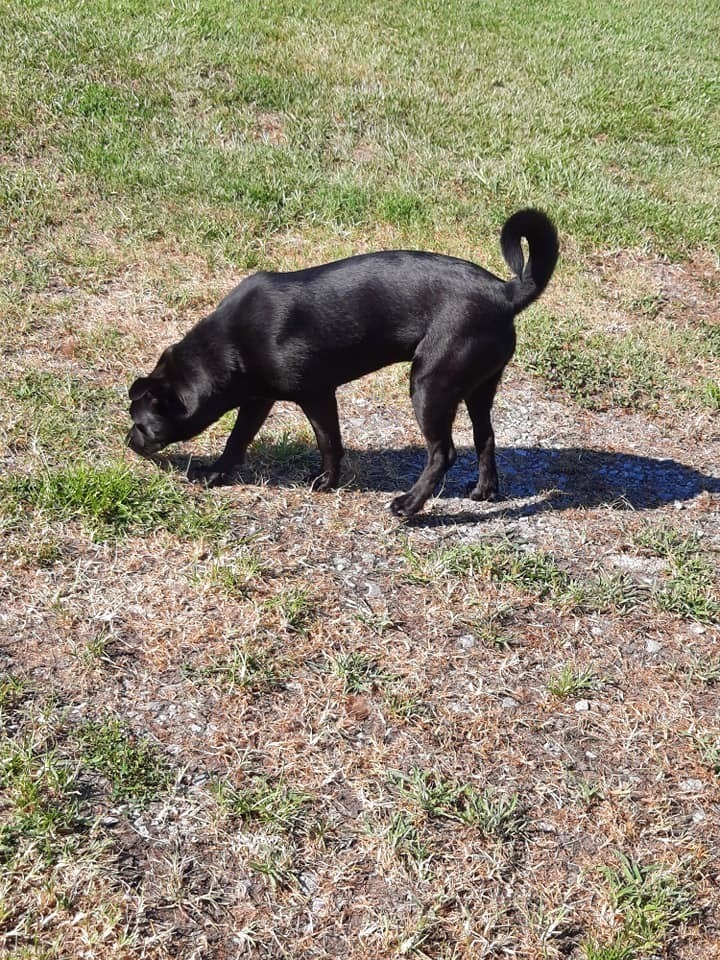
299;392;344;491
193;397;274;487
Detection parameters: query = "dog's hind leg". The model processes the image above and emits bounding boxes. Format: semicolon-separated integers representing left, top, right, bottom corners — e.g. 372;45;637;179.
465;373;503;501
390;363;458;517
196;396;274;486
299;392;344;491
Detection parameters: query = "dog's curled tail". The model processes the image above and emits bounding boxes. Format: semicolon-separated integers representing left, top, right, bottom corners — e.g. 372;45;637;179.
500;208;559;312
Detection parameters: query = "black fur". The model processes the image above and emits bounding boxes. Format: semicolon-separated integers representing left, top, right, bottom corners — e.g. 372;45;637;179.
128;208;559;517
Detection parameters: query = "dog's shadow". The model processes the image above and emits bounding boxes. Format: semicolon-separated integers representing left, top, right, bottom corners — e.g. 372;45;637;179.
429;445;719;524
167;442;719;521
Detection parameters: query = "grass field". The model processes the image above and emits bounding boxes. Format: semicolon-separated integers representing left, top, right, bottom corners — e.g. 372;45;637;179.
1;1;719;957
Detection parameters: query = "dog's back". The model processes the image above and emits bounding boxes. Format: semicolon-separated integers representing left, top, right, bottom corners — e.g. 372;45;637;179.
216;208;557;359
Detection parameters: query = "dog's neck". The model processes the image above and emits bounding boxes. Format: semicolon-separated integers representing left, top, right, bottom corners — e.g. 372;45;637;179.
177;320;241;416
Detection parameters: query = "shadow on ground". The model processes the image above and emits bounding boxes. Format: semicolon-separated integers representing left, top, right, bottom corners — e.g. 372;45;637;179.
168;443;720;519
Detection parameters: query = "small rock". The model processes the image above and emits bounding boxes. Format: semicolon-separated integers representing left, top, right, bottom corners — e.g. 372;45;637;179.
645;638;663;654
130;817;151;839
501;696;518;710
680;779;704;794
365;581;382;598
300;872;318;895
311;896;327;915
575;699;590;712
457;634;475;650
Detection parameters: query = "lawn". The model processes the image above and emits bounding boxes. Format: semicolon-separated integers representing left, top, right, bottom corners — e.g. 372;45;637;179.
1;1;718;958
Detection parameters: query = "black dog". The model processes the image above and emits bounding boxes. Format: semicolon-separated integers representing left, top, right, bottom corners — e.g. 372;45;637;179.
128;208;558;517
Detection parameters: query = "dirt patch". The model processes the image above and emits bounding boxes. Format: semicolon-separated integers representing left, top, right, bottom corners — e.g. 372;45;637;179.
568;248;720;334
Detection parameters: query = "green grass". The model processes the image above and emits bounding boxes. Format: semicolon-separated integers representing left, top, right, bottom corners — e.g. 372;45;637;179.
199;549;269;597
265;585;317;633
383;811;432;875
518;310;720;413
694;733;720;776
8;532;65;568
389;769;526;841
0;694;154;953
382;691;435;723
251;428;316;473
77;628;117;670
517;313;666;412
332;651;392;694
686;657;720;685
547;663;603;699
213;775;312;834
4;372;122;457
404;539;590;606
1;0;718;265
351;603;396;637
403;537;714;622
184;643;282;693
566;775;605;809
247;850;299;891
704;379;720;409
0;728;83;864
584;854;697;958
0;675;26;712
78;717;173;805
0;460;229;541
459;787;526;841
634;524;720;624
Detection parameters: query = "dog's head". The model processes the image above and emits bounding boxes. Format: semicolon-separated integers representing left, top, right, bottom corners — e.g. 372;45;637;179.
127;346;197;457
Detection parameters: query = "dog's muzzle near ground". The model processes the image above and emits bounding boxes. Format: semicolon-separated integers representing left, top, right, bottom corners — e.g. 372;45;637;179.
126;426;162;458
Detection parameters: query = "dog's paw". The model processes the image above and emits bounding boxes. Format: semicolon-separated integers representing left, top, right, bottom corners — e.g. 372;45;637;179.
468;481;499;502
389;493;419;518
307;471;337;492
189;463;232;488
204;471;232;488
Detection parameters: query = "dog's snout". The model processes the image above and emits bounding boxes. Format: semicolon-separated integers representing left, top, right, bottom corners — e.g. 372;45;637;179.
126;425;150;454
127;424;164;459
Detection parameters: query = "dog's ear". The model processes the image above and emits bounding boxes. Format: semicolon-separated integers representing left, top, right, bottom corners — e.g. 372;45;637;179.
129;376;152;400
155;382;189;418
129;376;187;417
